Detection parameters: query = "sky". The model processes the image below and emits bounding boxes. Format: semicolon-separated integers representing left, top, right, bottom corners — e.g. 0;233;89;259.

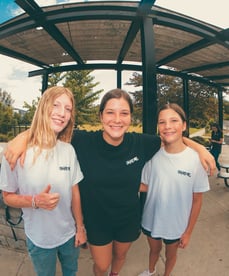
0;0;228;109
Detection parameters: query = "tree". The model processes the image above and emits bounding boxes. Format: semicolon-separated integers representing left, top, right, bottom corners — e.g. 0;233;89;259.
125;72;143;125
64;70;103;126
17;68;104;127
0;89;15;140
224;100;229;117
125;72;219;128
0;88;15;106
47;64;67;86
188;81;217;127
22;98;40;125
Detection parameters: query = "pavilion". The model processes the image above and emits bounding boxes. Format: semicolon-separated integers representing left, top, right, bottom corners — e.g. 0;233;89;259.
0;0;228;133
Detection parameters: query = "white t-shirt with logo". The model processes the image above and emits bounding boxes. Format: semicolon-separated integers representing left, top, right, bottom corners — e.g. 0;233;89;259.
0;140;83;248
141;147;209;239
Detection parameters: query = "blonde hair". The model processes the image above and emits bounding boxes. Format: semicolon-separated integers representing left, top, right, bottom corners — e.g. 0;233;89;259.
28;86;75;161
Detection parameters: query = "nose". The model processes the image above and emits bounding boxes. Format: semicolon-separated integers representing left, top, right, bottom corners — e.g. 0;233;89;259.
164;121;171;128
114;113;121;122
58;105;65;117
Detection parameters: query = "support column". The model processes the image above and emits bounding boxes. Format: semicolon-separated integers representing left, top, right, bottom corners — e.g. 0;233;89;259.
183;77;189;136
218;88;223;130
117;69;121;89
42;73;48;93
141;17;157;134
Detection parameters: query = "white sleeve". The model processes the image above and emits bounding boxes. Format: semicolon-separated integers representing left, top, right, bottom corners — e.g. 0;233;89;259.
0;156;19;192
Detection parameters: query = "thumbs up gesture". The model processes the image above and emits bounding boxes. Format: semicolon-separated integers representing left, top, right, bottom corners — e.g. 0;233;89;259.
35;184;60;210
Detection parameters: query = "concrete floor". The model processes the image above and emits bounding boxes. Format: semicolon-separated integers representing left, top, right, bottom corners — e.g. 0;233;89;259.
0;145;229;276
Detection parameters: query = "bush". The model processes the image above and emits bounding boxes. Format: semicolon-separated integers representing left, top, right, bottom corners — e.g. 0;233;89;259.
191;136;211;148
0;133;14;142
0;133;9;142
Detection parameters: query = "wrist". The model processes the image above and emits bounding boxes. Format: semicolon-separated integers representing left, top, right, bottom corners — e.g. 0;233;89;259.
77;225;86;233
32;195;39;209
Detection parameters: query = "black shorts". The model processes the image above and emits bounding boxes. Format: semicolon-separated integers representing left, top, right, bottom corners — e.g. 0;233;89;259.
86;217;141;246
142;227;180;245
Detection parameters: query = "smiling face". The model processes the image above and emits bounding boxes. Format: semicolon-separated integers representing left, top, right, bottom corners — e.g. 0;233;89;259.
50;94;73;135
100;97;132;146
158;108;186;149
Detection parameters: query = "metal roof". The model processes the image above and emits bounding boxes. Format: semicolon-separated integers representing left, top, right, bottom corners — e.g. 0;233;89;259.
0;0;228;90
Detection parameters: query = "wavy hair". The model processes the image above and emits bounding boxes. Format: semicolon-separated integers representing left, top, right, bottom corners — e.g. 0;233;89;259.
28;86;75;161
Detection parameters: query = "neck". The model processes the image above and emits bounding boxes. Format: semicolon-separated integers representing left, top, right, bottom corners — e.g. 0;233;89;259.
164;141;186;153
102;132;124;146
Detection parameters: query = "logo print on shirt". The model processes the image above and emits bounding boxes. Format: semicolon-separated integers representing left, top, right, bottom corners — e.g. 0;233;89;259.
177;170;191;177
126;156;139;165
59;166;70;171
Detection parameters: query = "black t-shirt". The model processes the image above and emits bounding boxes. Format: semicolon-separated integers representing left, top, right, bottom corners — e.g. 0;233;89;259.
71;130;161;228
211;130;223;152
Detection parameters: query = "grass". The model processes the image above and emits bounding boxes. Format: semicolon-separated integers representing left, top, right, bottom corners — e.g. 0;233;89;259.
78;124;143;133
79;125;205;135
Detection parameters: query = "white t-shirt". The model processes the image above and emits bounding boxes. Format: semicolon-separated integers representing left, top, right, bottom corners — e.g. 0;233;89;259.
141;147;209;239
0;140;83;248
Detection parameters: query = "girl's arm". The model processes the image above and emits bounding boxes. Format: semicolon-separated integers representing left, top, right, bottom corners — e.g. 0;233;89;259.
4;130;29;170
2;185;60;210
139;183;148;192
183;137;216;175
179;192;203;249
3;191;34;208
71;184;87;247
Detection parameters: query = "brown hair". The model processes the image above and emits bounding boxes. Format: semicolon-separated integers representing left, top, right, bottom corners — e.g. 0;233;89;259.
99;88;133;114
158;103;187;134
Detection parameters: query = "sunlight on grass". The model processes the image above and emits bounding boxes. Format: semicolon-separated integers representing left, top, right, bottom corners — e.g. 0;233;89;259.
78;124;143;133
78;125;207;136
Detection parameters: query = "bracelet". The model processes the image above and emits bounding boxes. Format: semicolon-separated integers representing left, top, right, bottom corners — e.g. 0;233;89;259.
32;195;39;209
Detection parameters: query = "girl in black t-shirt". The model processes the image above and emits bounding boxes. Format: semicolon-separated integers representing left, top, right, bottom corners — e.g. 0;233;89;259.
210;123;223;174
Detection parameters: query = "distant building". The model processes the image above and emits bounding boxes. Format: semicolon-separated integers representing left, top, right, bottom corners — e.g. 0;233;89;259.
13;107;27;116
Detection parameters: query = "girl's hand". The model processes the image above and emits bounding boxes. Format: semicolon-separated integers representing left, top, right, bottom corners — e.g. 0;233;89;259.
35;184;60;210
75;227;87;248
179;232;191;249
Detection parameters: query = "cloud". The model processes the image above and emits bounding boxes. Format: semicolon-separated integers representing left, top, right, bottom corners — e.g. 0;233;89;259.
0;55;42;109
1;0;227;109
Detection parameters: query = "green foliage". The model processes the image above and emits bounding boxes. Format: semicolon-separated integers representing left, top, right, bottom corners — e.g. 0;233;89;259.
0;88;15;106
47;64;67;86
0;68;104;139
63;70;103;126
125;72;223;128
22;98;39;125
0;133;9;142
0;93;15;141
224;100;229;115
191;136;211;148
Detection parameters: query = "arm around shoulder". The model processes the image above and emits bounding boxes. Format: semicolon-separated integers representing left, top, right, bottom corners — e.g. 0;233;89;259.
4;130;29;170
183;136;216;176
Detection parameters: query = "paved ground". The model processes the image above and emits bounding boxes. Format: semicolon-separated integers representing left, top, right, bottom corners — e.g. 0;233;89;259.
0;145;229;276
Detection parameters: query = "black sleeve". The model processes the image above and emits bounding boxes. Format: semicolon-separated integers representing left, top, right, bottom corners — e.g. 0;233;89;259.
71;130;86;149
141;133;161;161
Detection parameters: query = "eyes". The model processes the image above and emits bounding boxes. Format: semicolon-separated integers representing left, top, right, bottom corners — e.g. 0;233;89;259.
158;118;180;125
53;103;72;113
104;110;130;116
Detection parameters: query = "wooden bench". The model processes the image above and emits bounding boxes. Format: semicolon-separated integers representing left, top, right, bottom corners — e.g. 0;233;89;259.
218;164;229;187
